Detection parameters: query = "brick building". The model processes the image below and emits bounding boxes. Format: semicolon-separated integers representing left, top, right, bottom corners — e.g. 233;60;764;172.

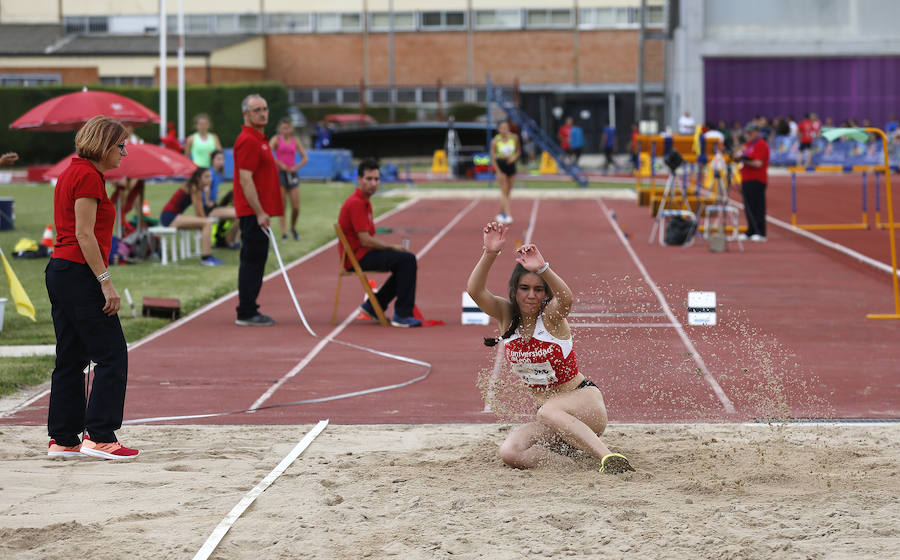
1;0;667;148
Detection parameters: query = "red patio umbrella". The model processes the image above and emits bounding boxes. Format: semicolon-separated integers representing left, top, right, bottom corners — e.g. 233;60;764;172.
9;88;160;132
42;142;196;181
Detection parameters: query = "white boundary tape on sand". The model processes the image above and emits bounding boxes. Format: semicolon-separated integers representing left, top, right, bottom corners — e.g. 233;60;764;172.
192;420;329;560
597;199;737;415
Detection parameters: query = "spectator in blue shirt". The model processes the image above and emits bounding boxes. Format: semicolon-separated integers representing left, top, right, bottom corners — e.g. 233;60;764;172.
885;115;898;135
568;122;585;167
204;149;226;212
601;122;617;174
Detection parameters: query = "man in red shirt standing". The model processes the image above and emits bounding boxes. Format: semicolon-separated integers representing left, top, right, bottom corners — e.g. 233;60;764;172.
234;94;284;326
338;159;421;327
738;122;770;242
557;116;573;159
797;113;815;168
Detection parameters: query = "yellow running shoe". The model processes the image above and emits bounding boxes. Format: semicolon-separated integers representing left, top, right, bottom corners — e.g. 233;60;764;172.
599;453;634;474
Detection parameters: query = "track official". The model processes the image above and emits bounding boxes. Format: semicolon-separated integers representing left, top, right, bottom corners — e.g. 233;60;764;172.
234;94;284;326
738;122;770;242
45;116;139;459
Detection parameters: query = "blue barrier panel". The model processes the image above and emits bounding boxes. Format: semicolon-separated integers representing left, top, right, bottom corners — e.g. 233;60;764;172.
223;148;354;181
298;149;354;180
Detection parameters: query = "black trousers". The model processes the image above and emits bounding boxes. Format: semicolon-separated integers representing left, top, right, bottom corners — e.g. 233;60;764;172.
237;215;270;319
741;180;767;237
45;258;128;446
358;249;417;317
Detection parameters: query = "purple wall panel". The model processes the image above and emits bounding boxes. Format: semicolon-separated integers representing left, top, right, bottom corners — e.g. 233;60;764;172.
704;57;900;127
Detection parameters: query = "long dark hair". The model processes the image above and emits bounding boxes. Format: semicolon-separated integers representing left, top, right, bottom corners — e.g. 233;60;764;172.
184;166;209;194
483;263;553;347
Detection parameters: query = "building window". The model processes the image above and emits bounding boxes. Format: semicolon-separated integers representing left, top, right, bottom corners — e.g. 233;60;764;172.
369;12;416;31
647;6;665;25
341;88;360;103
317;13;362;33
371;88;390;103
213;14;239;34
187;15;212;33
579;6;664;28
0;73;62;86
474;10;521;30
318;89;338;103
99;76;154;87
266;13;312;33
421;11;466;30
445;87;466;103
63;16;108;34
238;14;261;32
292;89;315;104
526;9;572;28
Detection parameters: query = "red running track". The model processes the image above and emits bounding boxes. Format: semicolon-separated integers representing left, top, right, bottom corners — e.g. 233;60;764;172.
3;195;898;427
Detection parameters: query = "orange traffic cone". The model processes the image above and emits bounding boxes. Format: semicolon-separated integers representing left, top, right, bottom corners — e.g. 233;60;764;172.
41;224;54;249
142;200;151;217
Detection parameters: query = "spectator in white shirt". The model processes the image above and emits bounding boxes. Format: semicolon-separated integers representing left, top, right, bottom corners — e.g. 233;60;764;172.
678;110;696;135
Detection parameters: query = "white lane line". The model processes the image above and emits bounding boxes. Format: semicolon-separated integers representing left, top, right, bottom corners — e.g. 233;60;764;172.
0;199;420;421
570;323;678;328
192;420;328;560
249;198;479;412
597;199;737;414
483;199;540;414
569;312;667;317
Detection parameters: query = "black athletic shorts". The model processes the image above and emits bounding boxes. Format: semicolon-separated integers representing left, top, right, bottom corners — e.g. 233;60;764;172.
496;158;516;177
576;379;598;390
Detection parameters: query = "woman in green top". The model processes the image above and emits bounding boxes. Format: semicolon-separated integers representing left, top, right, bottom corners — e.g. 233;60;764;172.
183;113;222;168
491;120;520;225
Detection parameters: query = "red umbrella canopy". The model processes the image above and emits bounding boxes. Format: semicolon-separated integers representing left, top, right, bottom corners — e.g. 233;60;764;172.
43;143;197;181
10;89;160;131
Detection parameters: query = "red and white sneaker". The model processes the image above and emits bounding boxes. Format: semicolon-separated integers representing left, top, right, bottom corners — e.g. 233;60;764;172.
48;439;83;458
80;436;140;460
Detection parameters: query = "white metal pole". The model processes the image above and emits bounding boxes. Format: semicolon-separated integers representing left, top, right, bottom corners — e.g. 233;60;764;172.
177;0;185;142
159;0;167;139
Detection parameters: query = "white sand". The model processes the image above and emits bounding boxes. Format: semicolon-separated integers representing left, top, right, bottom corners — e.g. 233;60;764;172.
0;423;897;559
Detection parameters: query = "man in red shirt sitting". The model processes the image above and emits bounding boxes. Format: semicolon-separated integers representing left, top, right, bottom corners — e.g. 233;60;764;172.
737;122;770;242
338;159;421;327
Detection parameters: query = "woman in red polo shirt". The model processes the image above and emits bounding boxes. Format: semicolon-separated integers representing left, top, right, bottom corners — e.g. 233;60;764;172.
45;115;139;460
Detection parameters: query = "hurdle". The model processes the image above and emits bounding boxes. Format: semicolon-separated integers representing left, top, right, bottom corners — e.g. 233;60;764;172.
788;165;873;231
873;167;900;230
854;127;900;320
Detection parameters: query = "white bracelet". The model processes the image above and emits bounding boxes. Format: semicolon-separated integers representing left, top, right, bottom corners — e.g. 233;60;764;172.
96;271;110;283
536;262;550;275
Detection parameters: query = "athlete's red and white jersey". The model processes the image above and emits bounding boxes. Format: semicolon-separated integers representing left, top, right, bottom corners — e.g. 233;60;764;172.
504;315;579;388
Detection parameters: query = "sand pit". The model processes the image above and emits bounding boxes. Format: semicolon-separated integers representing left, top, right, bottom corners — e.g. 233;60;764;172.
0;423;897;559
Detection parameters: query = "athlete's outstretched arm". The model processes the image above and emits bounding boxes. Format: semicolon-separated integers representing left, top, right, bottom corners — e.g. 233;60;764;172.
467;221;511;322
515;243;573;322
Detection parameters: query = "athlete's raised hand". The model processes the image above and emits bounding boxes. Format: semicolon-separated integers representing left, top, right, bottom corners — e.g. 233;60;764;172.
514;243;546;272
482;221;507;254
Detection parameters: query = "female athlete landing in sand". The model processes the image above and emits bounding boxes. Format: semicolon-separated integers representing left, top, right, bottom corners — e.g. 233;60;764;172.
466;221;634;474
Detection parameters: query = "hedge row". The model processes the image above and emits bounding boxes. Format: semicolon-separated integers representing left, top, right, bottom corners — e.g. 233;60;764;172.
1;83;289;165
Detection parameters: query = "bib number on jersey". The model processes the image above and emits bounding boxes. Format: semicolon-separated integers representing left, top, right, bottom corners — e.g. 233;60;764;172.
512;361;558;386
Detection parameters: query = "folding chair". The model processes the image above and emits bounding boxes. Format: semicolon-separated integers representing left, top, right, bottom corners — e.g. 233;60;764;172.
332;223;389;326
